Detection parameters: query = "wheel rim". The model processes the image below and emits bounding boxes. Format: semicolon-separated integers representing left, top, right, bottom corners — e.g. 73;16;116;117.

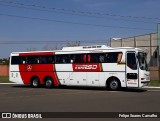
110;80;118;90
46;79;52;87
33;79;39;87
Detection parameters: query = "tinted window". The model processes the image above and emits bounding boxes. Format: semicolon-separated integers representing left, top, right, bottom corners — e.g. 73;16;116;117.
127;53;137;70
89;52;121;63
55;55;71;63
26;56;40;64
55;54;87;63
90;53;104;63
11;56;26;65
74;54;86;63
106;53;119;63
137;52;148;70
40;55;55;64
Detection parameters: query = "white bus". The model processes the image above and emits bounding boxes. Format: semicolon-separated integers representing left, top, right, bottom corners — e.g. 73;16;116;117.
9;45;150;90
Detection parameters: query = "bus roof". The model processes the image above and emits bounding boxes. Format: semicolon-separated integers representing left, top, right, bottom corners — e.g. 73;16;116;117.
11;45;143;55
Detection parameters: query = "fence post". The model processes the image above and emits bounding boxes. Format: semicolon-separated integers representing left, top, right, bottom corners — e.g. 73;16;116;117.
158;46;160;82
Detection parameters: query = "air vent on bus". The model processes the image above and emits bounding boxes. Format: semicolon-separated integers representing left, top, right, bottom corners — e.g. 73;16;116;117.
62;45;109;51
82;45;102;49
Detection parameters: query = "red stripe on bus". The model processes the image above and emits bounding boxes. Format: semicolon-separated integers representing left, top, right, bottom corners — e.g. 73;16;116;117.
19;64;60;85
18;52;60;85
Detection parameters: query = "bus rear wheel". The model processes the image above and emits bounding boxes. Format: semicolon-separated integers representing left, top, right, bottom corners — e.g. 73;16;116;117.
44;77;54;88
31;77;40;88
107;78;120;91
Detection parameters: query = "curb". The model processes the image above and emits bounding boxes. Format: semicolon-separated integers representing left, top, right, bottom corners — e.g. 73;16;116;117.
0;83;18;84
143;86;160;89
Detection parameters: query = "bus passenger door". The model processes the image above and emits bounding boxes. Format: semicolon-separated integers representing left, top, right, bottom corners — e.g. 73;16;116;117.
126;52;139;87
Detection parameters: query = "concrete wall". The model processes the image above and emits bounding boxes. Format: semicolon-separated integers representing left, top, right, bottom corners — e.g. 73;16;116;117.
0;65;9;76
149;67;159;80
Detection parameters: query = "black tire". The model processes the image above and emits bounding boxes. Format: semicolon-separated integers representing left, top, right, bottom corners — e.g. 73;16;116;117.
31;77;40;88
108;78;120;91
44;77;54;88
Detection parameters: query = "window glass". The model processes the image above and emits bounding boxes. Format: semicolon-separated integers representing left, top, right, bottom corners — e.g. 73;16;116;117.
89;52;122;63
90;53;103;63
54;52;122;64
127;53;137;70
137;52;148;70
107;53;118;63
55;54;88;63
11;56;26;64
40;55;55;64
26;56;40;64
72;54;86;63
55;55;70;63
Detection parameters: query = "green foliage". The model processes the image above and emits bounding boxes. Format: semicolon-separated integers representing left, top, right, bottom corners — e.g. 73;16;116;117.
0;58;9;65
0;76;11;83
149;80;160;86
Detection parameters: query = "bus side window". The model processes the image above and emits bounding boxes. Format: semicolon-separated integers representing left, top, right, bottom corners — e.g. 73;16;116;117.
21;56;26;64
73;54;86;63
99;54;104;63
83;54;87;63
36;57;40;64
49;56;55;63
90;53;100;63
104;53;108;62
56;55;62;63
41;56;47;64
127;53;137;70
27;56;39;64
88;54;91;63
11;56;25;64
94;54;99;63
117;53;122;63
70;55;76;63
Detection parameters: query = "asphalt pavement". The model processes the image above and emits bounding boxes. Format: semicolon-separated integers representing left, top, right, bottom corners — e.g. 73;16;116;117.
0;84;160;120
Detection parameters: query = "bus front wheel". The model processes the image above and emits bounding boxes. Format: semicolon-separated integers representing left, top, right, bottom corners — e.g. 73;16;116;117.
107;77;120;90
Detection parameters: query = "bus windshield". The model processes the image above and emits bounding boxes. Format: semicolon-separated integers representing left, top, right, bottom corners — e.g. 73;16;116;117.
137;52;148;71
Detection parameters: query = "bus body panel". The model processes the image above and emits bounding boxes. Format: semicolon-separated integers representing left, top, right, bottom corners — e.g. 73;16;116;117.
102;63;125;71
56;72;71;85
19;64;60;85
139;70;150;87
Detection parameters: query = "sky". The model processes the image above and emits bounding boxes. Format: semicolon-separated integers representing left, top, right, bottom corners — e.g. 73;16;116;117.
0;0;160;58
